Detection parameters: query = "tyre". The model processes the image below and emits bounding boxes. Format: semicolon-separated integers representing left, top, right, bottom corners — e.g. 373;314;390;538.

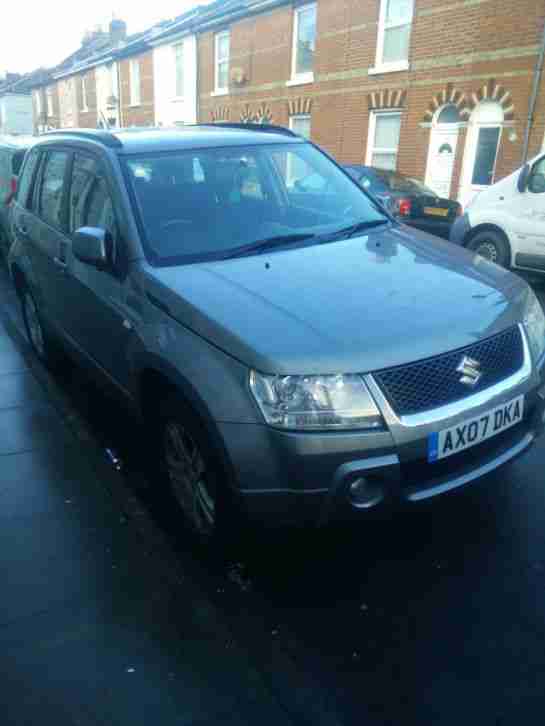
20;285;65;370
467;229;510;268
156;396;234;545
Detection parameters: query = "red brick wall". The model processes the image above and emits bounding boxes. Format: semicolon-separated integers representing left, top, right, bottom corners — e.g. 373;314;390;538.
198;0;545;200
119;51;155;127
76;70;98;128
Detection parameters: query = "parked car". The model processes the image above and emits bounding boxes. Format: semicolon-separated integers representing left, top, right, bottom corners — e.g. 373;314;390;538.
8;126;545;543
0;136;33;258
450;152;545;271
344;165;462;240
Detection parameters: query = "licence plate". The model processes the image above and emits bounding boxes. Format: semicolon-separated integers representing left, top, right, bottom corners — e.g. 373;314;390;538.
424;207;449;217
428;395;524;462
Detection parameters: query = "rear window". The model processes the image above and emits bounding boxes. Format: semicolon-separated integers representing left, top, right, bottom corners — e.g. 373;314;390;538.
373;170;433;194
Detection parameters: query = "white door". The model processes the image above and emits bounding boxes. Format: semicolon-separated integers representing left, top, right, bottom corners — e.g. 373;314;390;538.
459;101;504;209
425;126;459;198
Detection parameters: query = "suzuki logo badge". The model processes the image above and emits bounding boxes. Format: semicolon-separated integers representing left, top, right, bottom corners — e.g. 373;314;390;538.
457;356;482;387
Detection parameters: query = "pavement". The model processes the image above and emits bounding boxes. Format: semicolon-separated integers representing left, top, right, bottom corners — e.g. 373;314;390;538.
0;265;298;726
2;258;545;726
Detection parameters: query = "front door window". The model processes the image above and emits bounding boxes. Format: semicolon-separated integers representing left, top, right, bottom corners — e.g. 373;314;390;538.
471;127;501;186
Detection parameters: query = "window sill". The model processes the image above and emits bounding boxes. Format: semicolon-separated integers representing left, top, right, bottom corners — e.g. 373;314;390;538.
286;74;314;87
211;89;229;97
129;103;141;108
368;61;409;75
81;107;89;113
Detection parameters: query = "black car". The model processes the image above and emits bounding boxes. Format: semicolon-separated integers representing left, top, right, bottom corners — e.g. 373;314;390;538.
344;165;462;240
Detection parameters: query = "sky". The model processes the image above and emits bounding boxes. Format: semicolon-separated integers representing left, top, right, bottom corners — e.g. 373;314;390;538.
1;0;210;75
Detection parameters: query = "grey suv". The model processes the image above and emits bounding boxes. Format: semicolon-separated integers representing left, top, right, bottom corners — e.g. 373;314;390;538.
8;126;545;540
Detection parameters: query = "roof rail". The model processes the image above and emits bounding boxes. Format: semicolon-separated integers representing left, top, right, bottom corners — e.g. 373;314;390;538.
198;122;298;138
39;128;123;148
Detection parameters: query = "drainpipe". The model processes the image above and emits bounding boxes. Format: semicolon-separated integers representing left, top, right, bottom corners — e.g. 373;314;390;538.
522;18;545;163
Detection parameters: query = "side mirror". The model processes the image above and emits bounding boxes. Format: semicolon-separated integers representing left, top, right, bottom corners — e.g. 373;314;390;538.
517;163;531;193
73;227;109;271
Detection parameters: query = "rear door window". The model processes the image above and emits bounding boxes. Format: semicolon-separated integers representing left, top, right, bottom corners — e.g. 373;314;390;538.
16;147;41;209
38;150;70;230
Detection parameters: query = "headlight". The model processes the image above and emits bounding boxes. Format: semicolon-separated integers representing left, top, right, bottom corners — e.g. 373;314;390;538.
523;288;545;364
249;371;384;431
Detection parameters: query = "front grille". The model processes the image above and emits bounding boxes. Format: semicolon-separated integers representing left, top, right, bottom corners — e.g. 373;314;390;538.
374;326;524;416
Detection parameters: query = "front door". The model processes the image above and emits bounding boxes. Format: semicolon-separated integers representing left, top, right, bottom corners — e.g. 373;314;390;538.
425;126;459;198
62;153;133;392
460;125;501;209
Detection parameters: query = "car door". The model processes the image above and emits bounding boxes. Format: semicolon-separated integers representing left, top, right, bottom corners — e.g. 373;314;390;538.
61;152;133;391
18;148;71;329
512;156;545;266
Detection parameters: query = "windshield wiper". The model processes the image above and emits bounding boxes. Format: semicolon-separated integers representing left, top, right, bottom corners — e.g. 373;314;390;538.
219;233;316;260
322;218;390;242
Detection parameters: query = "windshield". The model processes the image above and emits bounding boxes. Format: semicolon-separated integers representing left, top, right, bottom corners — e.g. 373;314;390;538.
124;142;387;265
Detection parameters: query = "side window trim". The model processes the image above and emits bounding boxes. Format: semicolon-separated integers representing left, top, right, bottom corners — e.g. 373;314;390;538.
36;148;73;233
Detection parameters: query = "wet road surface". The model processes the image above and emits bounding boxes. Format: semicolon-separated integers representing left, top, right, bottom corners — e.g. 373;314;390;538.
2;262;545;726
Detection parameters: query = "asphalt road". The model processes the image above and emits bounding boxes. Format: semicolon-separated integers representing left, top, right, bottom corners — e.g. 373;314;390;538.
3;265;545;726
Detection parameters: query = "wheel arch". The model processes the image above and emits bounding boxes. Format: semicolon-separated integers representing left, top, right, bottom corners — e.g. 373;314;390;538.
135;355;238;491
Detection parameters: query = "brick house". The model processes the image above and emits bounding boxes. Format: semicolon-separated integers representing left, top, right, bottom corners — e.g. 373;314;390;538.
198;0;545;204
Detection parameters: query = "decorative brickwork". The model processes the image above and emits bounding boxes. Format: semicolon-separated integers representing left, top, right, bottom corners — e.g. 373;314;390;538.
467;78;515;121
423;84;470;122
368;89;406;111
210;106;230;122
287;97;313;116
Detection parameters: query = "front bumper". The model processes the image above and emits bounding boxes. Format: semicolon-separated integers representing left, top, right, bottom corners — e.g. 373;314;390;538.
223;332;545;527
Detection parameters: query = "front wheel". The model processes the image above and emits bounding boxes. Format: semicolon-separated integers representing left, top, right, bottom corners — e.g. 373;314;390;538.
157;397;233;544
467;230;510;268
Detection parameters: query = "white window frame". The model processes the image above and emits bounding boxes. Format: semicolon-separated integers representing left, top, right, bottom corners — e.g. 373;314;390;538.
173;42;185;100
289;114;312;138
35;91;42;115
365;110;402;169
81;76;88;112
369;0;414;75
213;30;230;96
46;87;54;117
130;58;141;106
287;3;316;87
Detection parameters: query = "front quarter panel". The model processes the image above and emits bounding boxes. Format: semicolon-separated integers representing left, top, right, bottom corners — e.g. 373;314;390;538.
129;271;261;425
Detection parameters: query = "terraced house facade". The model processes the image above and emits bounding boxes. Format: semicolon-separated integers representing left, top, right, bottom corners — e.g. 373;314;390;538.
28;0;545;204
200;0;545;206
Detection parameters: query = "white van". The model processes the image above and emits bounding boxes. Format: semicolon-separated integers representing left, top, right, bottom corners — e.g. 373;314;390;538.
450;152;545;272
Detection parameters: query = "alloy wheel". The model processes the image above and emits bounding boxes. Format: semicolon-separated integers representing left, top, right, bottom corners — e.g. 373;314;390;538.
163;420;216;536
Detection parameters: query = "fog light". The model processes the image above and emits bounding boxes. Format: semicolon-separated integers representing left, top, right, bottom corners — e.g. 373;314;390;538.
348;477;384;509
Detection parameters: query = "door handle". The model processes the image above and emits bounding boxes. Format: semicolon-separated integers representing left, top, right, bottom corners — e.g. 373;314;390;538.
53;256;68;272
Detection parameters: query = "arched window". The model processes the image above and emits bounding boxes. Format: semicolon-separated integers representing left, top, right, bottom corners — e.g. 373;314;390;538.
436;104;462;124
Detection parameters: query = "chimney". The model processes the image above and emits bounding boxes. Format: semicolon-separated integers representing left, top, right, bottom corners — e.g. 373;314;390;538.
109;18;127;45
